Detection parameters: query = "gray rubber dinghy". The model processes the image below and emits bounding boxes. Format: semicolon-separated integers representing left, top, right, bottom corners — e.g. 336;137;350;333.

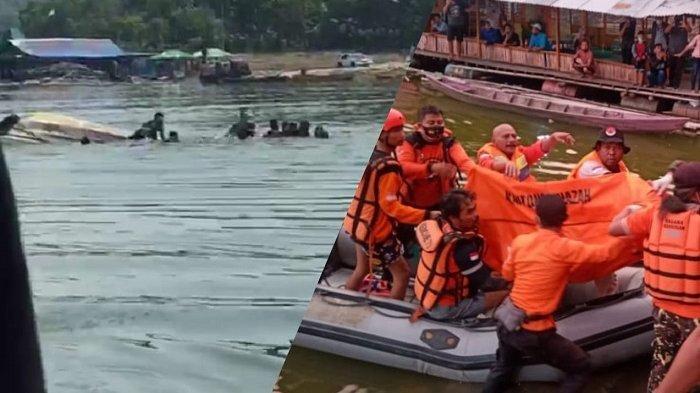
293;230;653;383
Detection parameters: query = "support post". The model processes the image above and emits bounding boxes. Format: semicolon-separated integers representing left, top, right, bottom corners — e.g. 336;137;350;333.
476;0;481;59
556;7;561;70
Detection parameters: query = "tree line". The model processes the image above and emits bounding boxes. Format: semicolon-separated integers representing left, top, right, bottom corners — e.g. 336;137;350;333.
15;0;433;52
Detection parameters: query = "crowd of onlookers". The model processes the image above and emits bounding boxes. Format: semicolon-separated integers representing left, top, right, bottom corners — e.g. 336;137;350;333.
429;1;700;93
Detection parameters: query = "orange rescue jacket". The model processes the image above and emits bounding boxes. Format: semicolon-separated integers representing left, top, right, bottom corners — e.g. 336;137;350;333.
414;220;476;310
644;208;700;318
477;142;540;182
396;130;473;209
503;229;627;331
343;151;427;246
568;150;629;179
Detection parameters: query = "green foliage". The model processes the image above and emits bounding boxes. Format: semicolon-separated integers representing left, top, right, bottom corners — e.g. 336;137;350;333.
15;0;434;52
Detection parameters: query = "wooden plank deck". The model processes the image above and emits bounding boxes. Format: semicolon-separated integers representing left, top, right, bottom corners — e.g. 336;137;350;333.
415;33;700;102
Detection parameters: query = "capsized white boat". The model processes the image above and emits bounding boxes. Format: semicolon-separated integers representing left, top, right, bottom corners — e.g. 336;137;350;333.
293;230;653;383
3;113;127;143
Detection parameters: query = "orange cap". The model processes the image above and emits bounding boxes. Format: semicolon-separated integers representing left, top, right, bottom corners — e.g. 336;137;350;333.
382;108;406;132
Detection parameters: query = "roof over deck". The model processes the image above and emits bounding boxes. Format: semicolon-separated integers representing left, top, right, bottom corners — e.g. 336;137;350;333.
7;38;124;59
496;0;700;18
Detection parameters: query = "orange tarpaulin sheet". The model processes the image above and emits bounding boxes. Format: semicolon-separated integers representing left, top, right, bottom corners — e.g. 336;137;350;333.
465;165;658;282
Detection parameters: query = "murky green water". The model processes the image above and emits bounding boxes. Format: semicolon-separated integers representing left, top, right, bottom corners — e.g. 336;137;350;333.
4;76;696;392
2;79;399;393
277;81;698;393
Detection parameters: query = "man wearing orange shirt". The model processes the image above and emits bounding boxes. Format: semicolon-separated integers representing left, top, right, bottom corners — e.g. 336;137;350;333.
343;108;439;300
483;195;625;393
478;124;575;181
609;161;700;392
568;126;631;180
396;105;473;210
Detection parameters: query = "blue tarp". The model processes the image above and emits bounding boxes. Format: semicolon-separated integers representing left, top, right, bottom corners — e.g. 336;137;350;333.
8;38;124;59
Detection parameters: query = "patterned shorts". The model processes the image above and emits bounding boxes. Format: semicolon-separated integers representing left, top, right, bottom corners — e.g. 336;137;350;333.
361;235;404;269
647;307;700;393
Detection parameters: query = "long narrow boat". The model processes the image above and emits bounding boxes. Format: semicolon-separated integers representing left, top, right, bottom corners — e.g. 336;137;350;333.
293;231;653;384
421;73;689;133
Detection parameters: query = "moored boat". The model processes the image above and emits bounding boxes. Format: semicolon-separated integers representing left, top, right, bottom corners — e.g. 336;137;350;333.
421;73;689;133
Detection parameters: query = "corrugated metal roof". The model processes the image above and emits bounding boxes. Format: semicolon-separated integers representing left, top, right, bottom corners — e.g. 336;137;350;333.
8;38;124;59
498;0;698;17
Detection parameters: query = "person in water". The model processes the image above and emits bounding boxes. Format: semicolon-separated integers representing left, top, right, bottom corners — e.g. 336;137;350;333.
342;108;439;300
413;189;508;322
0;114;20;136
229;108;255;140
314;125;329;139
477;124;575;182
129;112;166;141
609;161;700;393
483;195;626;393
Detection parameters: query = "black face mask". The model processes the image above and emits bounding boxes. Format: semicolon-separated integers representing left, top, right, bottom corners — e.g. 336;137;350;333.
423;126;444;139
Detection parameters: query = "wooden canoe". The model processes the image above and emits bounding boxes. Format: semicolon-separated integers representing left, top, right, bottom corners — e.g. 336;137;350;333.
422;73;689;133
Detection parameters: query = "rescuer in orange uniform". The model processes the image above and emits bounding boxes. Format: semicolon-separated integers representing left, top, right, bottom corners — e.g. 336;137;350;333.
483;194;626;393
396;105;473;210
413;190;508;322
609;161;700;393
567;126;632;297
478;123;575;181
568;126;631;179
342;108;439;300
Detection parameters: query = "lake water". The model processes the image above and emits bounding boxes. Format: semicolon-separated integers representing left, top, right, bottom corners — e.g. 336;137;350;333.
3;77;697;393
2;79;398;393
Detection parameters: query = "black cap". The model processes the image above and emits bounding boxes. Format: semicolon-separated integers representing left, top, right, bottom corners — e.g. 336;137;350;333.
155;112;164;118
594;126;630;154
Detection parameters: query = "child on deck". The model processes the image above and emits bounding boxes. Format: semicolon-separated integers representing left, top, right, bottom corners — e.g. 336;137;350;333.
632;33;648;87
572;39;595;78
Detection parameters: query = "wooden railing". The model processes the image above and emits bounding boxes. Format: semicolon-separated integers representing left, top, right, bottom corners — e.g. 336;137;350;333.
416;33;637;84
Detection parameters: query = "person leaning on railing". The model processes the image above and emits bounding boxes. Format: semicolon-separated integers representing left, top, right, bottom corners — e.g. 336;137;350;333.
501;23;520;47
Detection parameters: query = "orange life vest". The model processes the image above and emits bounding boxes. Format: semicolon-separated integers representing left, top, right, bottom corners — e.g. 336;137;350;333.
643;207;700;318
414;219;477;310
477;143;533;182
344;156;402;247
400;130;464;208
568;150;629;179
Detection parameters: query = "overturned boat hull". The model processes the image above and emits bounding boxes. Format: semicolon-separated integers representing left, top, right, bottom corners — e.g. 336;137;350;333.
3;113;127;144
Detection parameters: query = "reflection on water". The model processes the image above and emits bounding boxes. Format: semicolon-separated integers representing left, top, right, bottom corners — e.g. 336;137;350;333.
4;79;398;393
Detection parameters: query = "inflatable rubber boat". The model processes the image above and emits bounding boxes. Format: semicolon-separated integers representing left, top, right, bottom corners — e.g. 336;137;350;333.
293;230;653;383
2;113;127;144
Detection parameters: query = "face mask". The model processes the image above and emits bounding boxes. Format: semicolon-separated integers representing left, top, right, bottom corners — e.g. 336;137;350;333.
423;126;444;139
